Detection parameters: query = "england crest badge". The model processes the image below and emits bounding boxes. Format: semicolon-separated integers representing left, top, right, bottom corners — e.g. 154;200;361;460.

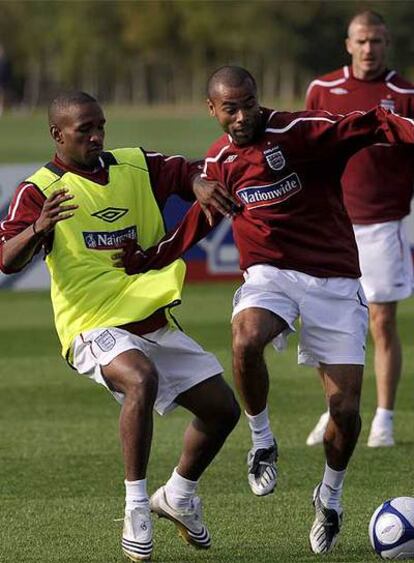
380;98;395;112
264;146;286;171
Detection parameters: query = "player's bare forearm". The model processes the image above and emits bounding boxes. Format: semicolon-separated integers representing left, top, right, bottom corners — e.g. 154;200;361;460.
1;225;45;272
1;188;77;273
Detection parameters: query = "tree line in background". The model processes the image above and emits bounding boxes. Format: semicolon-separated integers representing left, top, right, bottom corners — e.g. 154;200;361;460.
1;0;414;108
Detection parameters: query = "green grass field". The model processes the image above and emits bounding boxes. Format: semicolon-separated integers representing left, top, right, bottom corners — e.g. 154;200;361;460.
0;287;413;563
0;107;220;163
1;110;414;562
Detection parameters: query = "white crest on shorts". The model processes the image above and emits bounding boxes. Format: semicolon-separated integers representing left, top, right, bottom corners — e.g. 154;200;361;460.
95;330;116;352
264;146;286;171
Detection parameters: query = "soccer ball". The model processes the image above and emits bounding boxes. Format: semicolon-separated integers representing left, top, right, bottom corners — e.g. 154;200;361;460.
369;497;414;559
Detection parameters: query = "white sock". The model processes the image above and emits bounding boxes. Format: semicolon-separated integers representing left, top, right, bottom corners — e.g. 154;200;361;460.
319;464;346;511
125;479;149;512
245;406;275;451
372;407;394;428
165;468;198;511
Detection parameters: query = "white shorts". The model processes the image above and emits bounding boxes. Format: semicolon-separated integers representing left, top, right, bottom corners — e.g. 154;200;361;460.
72;326;223;415
232;265;368;367
353;221;414;303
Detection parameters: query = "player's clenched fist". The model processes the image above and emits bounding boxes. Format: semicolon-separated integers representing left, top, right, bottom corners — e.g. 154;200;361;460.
34;188;78;235
112;239;148;274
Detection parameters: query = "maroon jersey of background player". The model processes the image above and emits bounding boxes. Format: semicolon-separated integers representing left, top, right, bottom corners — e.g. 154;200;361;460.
132;106;414;279
307;66;414;223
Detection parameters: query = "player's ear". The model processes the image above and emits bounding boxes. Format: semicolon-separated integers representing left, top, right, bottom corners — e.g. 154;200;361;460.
207;98;216;117
50;124;63;144
345;37;353;56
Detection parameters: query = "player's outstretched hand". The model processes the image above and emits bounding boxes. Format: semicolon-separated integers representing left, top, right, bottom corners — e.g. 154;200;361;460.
112;239;148;275
192;175;242;226
35;188;78;235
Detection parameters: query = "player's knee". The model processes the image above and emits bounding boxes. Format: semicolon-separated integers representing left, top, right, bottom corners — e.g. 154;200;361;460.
124;364;158;403
232;323;266;360
329;394;360;431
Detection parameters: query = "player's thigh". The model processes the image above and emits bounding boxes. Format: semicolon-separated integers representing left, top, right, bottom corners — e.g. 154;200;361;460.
102;349;158;395
232;264;300;348
144;327;224;416
232;307;288;350
175;374;240;423
369;301;398;332
354;221;413;302
73;327;156;400
299;278;368;367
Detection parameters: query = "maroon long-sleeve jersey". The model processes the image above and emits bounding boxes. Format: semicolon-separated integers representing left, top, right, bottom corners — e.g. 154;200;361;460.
307;66;414;224
137;107;414;279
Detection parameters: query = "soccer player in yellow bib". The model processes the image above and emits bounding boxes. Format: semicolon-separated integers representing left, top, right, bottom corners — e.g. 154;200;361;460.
0;91;240;561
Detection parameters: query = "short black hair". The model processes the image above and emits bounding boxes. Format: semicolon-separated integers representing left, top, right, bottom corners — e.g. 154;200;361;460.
48;91;98;125
206;66;257;98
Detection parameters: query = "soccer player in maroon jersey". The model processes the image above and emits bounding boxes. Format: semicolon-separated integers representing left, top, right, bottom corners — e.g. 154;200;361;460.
115;65;414;554
0;92;241;561
306;10;414;449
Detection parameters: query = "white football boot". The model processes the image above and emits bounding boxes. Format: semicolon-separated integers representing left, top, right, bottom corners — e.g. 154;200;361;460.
309;483;343;554
122;504;153;561
150;486;211;549
367;423;395;448
306;411;329;446
247;440;278;496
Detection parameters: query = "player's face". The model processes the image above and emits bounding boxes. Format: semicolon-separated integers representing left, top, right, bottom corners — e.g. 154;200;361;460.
207;81;263;146
346;23;389;80
51;102;106;169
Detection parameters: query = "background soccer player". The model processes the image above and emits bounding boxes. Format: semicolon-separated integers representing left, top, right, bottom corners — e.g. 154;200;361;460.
306;10;414;449
114;66;414;554
0;91;240;562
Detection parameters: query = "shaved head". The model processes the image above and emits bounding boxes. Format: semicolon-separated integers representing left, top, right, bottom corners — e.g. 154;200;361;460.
347;10;387;37
207;66;257;99
48;91;98;126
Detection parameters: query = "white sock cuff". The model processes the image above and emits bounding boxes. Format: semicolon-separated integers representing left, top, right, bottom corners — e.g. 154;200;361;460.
323;464;346;490
245;406;270;430
125;478;148;508
166;468;198;495
376;407;394;416
125;478;147;493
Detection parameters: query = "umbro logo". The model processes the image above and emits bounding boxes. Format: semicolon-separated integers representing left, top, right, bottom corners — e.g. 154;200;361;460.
329;87;348;95
91;207;128;223
224;154;238;164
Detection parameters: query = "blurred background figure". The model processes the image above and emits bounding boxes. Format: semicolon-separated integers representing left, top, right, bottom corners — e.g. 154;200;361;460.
0;44;11;116
305;10;414;449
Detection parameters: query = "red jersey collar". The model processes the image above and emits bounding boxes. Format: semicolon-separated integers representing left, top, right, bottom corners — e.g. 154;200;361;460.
347;65;392;84
52;154;109;185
